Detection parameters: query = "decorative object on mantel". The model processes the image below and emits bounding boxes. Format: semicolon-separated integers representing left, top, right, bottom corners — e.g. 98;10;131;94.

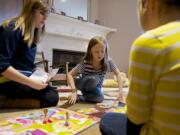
49;8;66;17
95;19;101;25
77;16;84;21
50;8;56;13
60;11;66;16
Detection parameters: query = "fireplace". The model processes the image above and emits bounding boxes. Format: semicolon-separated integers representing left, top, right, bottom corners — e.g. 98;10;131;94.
38;13;116;70
53;49;85;73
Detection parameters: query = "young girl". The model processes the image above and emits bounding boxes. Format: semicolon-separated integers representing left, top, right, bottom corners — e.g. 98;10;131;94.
0;0;59;108
67;36;123;104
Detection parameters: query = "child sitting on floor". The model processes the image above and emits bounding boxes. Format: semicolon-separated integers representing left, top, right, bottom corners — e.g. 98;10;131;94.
67;36;123;104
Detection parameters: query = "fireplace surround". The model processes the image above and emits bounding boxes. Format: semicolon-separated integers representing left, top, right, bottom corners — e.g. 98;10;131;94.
38;13;116;70
53;49;85;73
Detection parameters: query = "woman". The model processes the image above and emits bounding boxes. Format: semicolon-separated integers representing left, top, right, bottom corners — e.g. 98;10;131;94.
0;0;59;108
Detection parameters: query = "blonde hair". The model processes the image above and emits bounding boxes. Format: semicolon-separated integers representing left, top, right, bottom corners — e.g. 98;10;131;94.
2;0;49;47
84;36;109;71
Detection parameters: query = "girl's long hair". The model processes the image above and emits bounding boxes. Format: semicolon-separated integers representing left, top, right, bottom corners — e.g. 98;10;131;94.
84;36;109;71
2;0;49;47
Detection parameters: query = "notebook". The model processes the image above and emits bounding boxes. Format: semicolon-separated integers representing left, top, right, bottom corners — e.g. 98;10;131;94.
29;68;59;83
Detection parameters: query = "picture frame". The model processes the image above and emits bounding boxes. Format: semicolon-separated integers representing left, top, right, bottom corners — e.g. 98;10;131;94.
52;0;89;21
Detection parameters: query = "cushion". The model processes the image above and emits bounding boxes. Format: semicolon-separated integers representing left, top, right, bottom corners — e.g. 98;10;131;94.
103;79;118;88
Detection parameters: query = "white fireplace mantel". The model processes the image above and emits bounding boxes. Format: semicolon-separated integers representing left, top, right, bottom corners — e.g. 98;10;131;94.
46;13;117;40
39;13;117;66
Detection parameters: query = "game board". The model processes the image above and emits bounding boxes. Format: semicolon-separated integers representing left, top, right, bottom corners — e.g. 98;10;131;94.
77;105;127;120
0;108;98;135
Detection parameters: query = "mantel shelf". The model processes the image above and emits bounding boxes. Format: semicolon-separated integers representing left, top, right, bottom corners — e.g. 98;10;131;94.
45;13;117;39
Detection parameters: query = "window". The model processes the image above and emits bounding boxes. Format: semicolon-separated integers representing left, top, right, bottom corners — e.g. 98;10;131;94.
53;0;89;21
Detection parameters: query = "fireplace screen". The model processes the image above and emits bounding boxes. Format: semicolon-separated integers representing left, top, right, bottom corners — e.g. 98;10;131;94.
53;49;85;73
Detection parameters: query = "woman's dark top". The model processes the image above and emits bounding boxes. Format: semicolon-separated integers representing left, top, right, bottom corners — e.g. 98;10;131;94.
0;21;36;77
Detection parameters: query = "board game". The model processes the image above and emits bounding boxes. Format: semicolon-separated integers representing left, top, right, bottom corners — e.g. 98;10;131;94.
77;105;127;120
0;108;98;135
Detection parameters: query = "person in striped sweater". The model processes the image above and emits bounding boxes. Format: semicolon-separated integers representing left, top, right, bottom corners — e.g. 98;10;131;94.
67;36;123;104
100;0;180;135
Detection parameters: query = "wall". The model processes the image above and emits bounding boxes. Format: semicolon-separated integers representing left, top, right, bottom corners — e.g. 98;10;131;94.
0;0;23;24
90;0;142;72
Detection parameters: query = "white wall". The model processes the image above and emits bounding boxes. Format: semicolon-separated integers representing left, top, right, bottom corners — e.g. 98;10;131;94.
90;0;142;72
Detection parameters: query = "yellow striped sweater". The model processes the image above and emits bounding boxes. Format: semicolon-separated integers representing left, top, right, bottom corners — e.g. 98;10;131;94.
127;21;180;135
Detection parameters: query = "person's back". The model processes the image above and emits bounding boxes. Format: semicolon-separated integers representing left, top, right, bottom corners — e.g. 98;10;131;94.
150;22;180;135
100;0;180;135
127;21;180;135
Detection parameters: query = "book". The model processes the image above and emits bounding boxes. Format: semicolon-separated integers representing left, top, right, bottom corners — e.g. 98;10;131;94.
29;68;59;83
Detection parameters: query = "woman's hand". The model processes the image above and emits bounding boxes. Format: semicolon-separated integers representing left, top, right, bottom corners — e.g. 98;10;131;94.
1;66;48;90
28;79;48;90
67;91;77;104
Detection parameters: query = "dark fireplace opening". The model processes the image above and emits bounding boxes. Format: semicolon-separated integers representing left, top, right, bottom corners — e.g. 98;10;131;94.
53;49;85;73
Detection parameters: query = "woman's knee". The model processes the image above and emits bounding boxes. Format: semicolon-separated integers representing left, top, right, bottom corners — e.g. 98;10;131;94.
85;95;104;103
94;96;104;103
100;113;127;135
84;77;98;91
40;87;59;107
100;113;116;135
